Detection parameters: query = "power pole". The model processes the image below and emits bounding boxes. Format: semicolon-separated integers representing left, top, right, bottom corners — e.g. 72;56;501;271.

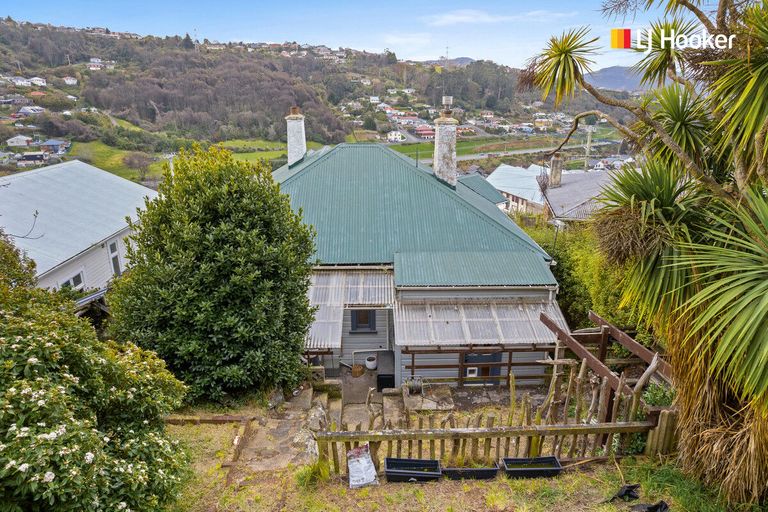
585;125;595;170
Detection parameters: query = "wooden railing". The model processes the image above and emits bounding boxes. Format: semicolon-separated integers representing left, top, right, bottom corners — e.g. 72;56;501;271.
315;418;674;475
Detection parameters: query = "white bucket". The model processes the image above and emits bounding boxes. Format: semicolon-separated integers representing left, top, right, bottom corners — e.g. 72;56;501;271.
365;355;378;371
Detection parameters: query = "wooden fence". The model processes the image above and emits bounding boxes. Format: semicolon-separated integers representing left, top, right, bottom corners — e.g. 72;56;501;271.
314;309;678;475
316;417;676;475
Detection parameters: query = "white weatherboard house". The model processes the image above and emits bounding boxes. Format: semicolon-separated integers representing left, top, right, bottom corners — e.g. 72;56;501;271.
0;160;156;292
275;109;568;388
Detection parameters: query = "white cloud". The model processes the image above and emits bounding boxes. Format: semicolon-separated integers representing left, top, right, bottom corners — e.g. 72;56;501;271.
424;9;577;27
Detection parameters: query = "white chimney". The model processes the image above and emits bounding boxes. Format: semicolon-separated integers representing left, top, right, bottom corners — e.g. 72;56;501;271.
549;153;563;188
285;106;306;166
433;96;458;186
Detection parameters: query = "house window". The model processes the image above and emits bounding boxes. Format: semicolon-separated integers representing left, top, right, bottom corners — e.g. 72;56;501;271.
351;309;376;333
109;241;121;276
62;272;84;291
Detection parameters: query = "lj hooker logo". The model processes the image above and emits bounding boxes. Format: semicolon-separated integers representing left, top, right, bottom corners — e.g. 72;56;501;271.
610;27;736;52
611;28;632;49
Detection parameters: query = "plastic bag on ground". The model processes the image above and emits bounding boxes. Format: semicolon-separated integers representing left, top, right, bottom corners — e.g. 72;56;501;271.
609;483;641;502
347;444;379;489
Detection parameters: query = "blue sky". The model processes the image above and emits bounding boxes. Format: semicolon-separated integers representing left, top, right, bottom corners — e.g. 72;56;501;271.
3;1;666;69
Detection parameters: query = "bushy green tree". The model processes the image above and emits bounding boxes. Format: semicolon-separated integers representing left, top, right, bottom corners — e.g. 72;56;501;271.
0;231;187;512
108;146;315;400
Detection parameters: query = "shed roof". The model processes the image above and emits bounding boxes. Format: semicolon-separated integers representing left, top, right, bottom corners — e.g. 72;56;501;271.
0;160;157;275
273;145;551;283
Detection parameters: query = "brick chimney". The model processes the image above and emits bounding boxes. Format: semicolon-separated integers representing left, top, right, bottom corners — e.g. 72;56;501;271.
285;106;306;166
549;153;563;188
433;96;458;187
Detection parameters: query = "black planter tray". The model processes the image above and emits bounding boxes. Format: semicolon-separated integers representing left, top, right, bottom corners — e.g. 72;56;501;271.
502;456;562;479
384;457;442;482
442;463;499;480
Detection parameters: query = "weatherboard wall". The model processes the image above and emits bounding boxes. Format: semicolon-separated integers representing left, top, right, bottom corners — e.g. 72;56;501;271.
37;227;131;292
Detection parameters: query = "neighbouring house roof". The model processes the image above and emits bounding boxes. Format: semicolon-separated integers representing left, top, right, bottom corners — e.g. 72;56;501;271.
457;173;506;205
394;252;556;287
41;139;68;146
273;145;551;282
486;164;546;206
0;160;157;276
395;299;568;346
540;170;612;221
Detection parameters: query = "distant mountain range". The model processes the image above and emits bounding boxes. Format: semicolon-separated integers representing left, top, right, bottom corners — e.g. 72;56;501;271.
585;66;648;92
416;59;645;92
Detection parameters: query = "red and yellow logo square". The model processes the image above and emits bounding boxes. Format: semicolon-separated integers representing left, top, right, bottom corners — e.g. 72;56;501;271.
611;28;632;49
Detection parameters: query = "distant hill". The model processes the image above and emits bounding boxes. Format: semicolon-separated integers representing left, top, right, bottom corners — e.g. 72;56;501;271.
420;57;476;67
585;66;648;92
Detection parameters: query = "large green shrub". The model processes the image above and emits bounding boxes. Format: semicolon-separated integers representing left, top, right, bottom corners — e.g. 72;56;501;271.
108;146;316;400
0;232;187;512
520;217;633;329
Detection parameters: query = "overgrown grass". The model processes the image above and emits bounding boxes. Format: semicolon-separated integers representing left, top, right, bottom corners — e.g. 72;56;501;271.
68;140;164;180
164;423;237;512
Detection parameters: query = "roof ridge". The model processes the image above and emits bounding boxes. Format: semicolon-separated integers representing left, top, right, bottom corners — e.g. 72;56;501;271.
276;144;548;258
379;148;547;257
0;159;81;181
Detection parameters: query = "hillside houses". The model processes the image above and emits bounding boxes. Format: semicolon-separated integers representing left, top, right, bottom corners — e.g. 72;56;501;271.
275;108;567;386
5;135;34;147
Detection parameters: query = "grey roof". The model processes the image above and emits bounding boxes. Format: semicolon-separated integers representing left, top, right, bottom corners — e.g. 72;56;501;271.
0;160;157;275
540;170;612;221
487;164;546;205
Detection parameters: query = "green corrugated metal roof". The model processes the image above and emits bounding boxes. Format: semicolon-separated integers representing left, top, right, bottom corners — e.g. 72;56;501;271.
458;173;506;205
394;252;557;287
274;144;553;285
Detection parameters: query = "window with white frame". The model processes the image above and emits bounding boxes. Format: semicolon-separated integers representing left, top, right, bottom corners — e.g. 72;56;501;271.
61;271;84;291
108;240;121;276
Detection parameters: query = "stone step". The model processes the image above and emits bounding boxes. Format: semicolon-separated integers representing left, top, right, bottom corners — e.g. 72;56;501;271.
312;391;328;410
328;397;342;428
285;386;313;412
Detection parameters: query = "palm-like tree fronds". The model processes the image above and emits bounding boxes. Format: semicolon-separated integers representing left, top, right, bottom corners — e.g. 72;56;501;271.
632;17;697;86
594;161;708;324
681;188;768;410
709;1;768;165
532;27;599;106
634;84;711;168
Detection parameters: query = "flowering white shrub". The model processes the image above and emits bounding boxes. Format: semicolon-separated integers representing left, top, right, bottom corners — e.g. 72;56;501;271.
0;232;188;511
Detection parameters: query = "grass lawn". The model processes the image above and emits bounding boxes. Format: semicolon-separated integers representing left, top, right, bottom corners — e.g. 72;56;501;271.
218;138;286;150
164;400;746;512
391;135;586;159
346;130;379;143
113;117;144;131
68;141;165;181
221;139;323;164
